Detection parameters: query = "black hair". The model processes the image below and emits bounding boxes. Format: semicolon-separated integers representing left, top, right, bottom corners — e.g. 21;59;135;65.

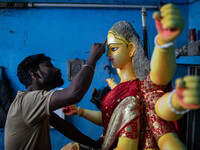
17;53;51;88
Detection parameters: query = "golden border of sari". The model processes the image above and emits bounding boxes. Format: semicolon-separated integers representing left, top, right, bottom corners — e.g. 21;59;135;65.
102;96;141;150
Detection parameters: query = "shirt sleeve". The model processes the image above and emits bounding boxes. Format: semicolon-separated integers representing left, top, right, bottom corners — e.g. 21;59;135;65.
21;90;55;128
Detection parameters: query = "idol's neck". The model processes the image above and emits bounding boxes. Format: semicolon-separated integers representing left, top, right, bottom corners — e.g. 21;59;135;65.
119;61;137;83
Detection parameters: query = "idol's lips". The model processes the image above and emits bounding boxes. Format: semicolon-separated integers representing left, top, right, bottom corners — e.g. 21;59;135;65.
109;57;113;61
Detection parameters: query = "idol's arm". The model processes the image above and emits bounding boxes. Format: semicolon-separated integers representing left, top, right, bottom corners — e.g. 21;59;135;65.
156;76;200;121
114;138;139;150
149;3;185;122
115;134;186;150
114;119;140;150
150;45;176;85
150;4;185;85
155;92;183;121
79;107;103;126
150;4;187;150
158;133;186;150
154;85;188;149
155;76;200;150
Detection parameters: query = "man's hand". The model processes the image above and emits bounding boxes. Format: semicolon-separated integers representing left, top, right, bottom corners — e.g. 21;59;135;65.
175;76;200;109
153;4;185;45
89;39;107;62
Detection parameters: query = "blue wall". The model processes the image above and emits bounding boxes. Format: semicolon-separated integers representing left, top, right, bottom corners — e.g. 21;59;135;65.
0;0;188;4
0;1;189;150
189;0;200;41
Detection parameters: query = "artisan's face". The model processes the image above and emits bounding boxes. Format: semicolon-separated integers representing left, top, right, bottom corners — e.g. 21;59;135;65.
38;61;64;89
106;33;131;68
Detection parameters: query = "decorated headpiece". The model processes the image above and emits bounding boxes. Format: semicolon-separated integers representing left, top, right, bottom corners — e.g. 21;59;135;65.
109;20;150;81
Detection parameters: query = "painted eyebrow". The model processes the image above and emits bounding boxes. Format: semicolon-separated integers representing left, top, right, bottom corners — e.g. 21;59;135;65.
107;43;125;46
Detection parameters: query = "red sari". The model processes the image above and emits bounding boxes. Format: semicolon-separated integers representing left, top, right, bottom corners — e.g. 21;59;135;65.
101;75;175;150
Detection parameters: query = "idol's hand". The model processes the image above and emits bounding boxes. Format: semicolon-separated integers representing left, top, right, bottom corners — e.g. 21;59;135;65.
175;76;200;109
153;4;185;45
62;105;78;116
106;78;118;89
106;78;116;88
89;39;107;62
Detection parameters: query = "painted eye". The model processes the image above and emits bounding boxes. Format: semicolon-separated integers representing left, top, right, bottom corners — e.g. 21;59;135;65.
111;47;118;51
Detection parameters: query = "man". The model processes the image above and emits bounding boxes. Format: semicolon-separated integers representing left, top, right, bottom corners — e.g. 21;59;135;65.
4;41;106;150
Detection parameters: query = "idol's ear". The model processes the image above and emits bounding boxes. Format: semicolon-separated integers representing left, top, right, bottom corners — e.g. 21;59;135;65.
128;41;135;57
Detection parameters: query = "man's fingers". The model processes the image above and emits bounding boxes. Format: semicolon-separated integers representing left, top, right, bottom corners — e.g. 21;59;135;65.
104;39;107;46
100;39;107;54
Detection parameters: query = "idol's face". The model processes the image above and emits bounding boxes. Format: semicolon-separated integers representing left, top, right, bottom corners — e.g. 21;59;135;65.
106;33;132;69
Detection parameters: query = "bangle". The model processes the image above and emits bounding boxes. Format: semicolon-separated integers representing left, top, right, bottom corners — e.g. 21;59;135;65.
168;90;190;115
77;106;81;117
111;82;116;89
82;64;95;73
154;34;174;49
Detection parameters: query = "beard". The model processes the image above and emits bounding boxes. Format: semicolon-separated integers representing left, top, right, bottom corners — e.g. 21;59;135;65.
39;70;64;89
53;74;64;87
